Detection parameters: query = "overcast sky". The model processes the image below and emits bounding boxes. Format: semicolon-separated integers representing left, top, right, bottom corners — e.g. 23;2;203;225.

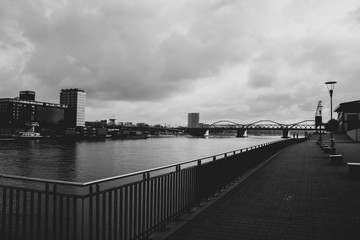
1;0;360;126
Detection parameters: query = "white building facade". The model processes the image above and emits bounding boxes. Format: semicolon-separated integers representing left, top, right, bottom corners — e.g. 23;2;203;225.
60;88;86;127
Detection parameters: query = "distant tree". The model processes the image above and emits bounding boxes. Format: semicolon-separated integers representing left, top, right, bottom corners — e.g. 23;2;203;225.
325;119;339;133
136;123;150;127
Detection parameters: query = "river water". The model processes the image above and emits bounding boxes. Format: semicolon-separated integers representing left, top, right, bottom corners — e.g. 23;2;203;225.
0;135;282;182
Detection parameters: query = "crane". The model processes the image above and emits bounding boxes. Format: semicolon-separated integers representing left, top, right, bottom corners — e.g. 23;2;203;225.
315;101;323;142
315;100;323;118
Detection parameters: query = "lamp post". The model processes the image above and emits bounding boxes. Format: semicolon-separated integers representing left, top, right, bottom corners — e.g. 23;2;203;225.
325;81;337;154
319;107;323;143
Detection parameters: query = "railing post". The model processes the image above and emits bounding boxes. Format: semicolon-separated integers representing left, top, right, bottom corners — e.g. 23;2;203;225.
89;185;94;240
53;184;57;240
45;183;50;239
143;172;150;181
15;189;20;240
1;187;6;237
95;184;100;240
195;160;202;207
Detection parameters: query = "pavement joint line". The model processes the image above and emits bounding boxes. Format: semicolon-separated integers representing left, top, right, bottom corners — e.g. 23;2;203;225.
149;142;294;240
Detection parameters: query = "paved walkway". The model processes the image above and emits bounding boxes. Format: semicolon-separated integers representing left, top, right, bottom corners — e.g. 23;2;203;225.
161;134;360;240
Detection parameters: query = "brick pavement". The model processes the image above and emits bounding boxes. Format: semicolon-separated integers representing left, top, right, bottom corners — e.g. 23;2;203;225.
160;134;360;240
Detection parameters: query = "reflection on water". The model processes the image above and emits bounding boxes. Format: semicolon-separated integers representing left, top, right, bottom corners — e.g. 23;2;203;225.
0;136;281;182
0;139;77;180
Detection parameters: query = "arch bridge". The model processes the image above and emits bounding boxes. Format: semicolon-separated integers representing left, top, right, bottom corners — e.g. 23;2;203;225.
187;120;316;138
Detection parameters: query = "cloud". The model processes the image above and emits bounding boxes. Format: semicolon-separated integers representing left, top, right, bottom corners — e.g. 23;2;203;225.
247;54;279;89
1;0;360;124
348;6;360;23
1;0;253;103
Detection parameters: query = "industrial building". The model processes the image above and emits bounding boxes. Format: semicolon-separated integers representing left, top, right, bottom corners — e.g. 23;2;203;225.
0;91;67;134
335;100;360;141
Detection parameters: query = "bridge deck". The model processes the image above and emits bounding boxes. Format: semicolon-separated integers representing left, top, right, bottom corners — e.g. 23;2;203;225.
157;134;360;240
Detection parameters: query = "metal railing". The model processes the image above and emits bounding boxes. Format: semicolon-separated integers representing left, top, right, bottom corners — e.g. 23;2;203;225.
0;138;304;240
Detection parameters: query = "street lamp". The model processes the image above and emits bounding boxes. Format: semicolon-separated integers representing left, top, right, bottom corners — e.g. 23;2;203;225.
325;81;337;154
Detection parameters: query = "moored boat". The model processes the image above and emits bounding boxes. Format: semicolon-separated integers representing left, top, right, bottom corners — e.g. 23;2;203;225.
17;122;43;139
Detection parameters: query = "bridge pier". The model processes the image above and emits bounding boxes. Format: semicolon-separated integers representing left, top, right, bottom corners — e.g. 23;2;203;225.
236;129;247;138
282;129;290;138
186;128;208;137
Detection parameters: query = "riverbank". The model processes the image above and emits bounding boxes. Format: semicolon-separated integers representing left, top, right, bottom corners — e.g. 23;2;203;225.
160;134;360;240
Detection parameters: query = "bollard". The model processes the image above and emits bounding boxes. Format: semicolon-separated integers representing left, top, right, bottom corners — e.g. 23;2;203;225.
323;147;332;154
348;163;360;178
331;147;337;155
320;144;328;150
329;155;343;165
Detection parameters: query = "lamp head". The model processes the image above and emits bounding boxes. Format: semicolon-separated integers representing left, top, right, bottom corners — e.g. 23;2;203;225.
325;81;337;96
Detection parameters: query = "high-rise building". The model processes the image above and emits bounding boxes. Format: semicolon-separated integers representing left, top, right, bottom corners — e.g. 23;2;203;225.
188;113;200;128
60;88;86;127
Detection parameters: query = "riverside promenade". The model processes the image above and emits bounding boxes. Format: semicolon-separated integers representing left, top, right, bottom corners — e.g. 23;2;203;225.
158;134;360;240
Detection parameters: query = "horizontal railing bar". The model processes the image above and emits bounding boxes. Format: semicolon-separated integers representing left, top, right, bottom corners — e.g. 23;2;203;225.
0;139;284;187
0;184;87;198
0;173;84;186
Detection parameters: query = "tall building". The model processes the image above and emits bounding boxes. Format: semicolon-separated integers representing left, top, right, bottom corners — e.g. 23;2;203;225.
188;113;200;128
0;91;67;131
60;88;86;127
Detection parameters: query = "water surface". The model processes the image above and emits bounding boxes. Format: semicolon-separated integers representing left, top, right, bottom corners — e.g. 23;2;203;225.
0;136;282;182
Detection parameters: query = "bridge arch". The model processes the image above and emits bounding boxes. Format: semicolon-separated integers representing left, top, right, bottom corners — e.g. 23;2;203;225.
287;120;316;129
189;119;316;137
245;120;284;129
207;119;316;129
209;120;244;128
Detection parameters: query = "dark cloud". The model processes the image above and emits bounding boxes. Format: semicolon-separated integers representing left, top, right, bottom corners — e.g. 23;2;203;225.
348;6;360;23
0;0;254;103
1;0;360;124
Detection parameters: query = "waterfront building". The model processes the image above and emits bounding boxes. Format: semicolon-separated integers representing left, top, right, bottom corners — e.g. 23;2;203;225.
136;122;149;127
335;100;360;138
0;91;67;133
188;113;200;128
60;88;86;127
85;120;107;128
